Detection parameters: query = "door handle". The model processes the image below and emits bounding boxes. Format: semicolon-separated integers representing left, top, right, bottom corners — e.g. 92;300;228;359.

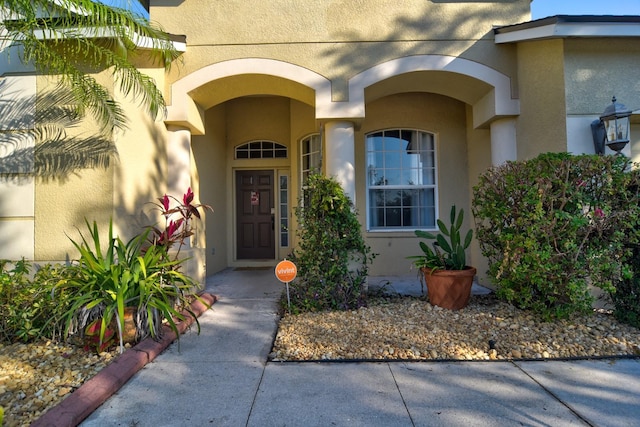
271;214;275;230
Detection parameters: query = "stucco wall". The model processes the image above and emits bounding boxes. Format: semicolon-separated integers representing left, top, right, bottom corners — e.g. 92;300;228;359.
35;169;113;261
151;0;530;278
152;0;528;103
34;73;114;261
192;104;228;274
1;56;176;264
356;92;470;276
465;105;492;287
32;65;174;263
563;39;640;156
0;74;36;260
226;97;292;147
564;39;640;116
193;91;477;275
516;39;568;159
516;37;640;159
113;67;169;242
152;0;529;46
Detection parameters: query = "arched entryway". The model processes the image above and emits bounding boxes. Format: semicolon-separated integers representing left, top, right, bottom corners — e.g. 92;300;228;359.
164;56;519;276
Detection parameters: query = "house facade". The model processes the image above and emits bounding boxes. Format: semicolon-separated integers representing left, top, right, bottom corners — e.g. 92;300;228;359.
1;1;640;286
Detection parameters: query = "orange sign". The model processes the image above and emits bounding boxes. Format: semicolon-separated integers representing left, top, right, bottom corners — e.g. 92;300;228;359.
275;260;297;283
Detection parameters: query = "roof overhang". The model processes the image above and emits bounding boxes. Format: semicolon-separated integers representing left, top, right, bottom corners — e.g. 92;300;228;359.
31;27;186;52
2;0;183;51
494;15;640;44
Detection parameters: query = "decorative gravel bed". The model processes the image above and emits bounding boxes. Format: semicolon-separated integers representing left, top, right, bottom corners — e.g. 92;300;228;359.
0;341;120;427
271;294;640;362
0;293;213;427
3;294;640;426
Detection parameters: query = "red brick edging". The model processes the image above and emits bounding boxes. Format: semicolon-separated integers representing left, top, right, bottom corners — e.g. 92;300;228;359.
31;293;217;427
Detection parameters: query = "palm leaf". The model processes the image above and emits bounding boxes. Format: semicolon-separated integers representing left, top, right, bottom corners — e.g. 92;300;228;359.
2;0;181;131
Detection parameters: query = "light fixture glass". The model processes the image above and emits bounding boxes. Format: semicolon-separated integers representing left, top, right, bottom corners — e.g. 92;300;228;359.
600;96;632;154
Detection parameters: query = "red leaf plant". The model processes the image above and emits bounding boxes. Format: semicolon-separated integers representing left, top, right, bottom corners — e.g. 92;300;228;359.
148;187;213;259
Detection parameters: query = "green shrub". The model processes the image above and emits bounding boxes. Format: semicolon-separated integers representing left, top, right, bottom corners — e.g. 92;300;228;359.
0;260;70;343
612;244;640;328
1;259;36;342
472;153;640;319
0;189;211;350
286;174;375;313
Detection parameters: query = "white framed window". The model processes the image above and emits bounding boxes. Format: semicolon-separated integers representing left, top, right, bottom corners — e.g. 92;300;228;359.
279;173;289;247
235;140;287;159
300;133;321;187
366;129;437;231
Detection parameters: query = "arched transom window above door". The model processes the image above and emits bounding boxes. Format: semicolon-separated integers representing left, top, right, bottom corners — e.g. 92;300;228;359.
235;141;287;159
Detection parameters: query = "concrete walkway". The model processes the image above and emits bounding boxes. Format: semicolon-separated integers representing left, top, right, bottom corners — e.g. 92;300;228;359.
81;269;640;427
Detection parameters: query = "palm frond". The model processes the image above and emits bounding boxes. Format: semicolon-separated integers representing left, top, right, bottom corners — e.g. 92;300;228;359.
1;0;181;131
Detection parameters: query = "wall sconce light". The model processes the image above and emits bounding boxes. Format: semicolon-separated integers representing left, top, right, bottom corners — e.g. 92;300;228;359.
592;96;632;155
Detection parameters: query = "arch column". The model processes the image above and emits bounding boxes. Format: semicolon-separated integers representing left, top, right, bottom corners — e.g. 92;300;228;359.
324;121;356;204
166;125;206;284
167;125;192;196
167;125;193;248
490;118;517;165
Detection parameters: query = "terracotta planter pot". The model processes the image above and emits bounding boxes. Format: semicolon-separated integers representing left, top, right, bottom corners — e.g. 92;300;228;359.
421;267;476;310
121;307;138;344
85;307;139;352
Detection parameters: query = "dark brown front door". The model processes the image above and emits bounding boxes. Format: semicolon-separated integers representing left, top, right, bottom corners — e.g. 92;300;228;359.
236;170;275;259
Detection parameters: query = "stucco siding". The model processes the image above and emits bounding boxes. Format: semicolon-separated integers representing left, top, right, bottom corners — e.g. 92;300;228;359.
563;39;640;156
465;105;492;286
564;39;640;116
516;39;568;159
226;97;292;149
35;168;114;260
358;92;469;275
193;104;228;274
151;0;530;46
8;0;639;286
0;74;36;259
113;67;169;242
34;72;115;261
155;0;527;104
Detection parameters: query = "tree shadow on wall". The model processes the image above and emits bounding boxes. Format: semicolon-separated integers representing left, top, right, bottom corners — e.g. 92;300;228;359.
0;82;118;184
320;2;520;91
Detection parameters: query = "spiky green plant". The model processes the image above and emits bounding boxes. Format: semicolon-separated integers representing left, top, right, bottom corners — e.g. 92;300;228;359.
409;205;473;271
55;219;202;353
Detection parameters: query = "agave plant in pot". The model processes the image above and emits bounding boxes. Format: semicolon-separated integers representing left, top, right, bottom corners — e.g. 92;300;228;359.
408;205;476;310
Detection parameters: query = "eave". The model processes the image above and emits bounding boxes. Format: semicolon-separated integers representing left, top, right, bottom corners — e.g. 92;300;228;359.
494;15;640;44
